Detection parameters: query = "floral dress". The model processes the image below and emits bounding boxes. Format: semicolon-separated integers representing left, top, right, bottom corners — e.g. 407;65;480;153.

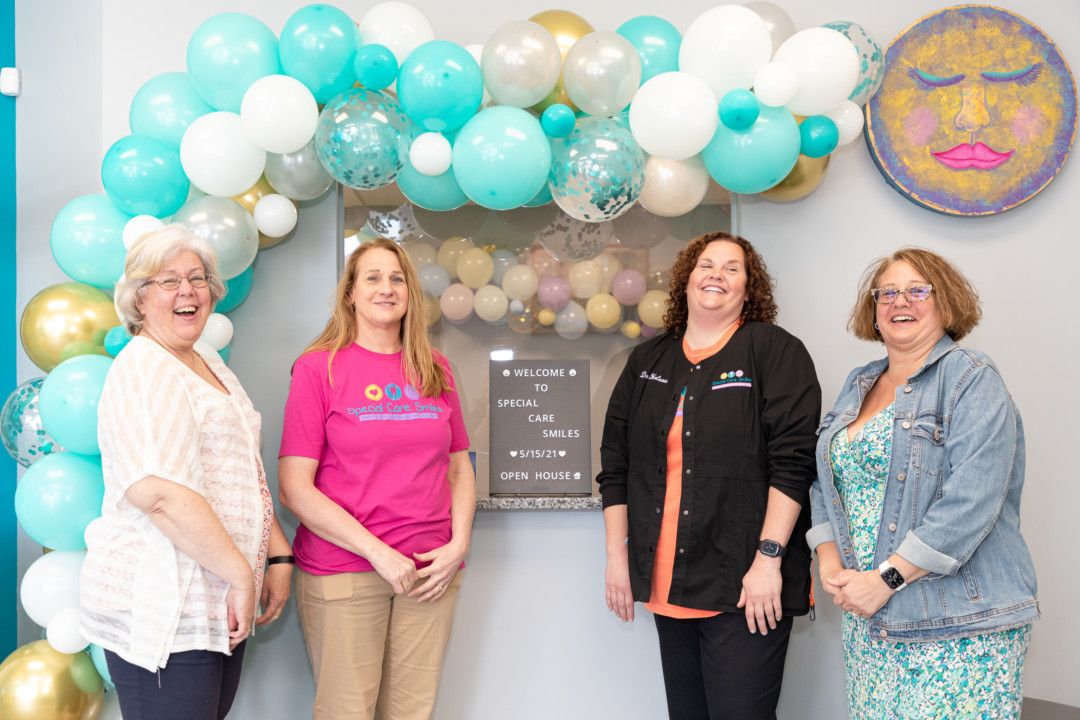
830;404;1031;719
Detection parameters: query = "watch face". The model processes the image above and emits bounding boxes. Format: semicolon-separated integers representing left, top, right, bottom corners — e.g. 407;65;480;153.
759;540;781;557
881;566;906;589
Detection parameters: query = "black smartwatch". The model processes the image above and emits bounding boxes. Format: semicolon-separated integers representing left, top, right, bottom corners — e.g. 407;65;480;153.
878;561;908;591
757;539;787;558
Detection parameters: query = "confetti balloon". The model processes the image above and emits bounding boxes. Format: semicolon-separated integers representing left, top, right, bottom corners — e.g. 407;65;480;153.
549;117;645;222
1;379;62;468
314;88;413;189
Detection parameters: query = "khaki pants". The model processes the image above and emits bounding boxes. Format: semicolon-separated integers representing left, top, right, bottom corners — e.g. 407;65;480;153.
296;569;462;720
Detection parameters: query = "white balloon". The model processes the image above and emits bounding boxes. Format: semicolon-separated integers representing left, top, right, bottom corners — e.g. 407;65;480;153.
253;194;298;238
774;28;860;116
180;112;266;197
240;75;318;154
20;550;85;627
639;156;710;218
827;100;865;145
409;133;453;176
753;62;799;108
200;312;234;350
554;300;588;340
46;607;88;654
679;5;773;99
465;44;493;105
358;2;435;65
743;1;797;54
122;215;165;250
629;72;718;161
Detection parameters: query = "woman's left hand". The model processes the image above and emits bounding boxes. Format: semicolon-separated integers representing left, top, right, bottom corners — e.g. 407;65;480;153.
255;563;293;626
411;540;468;603
832;569;893;618
737;556;784;635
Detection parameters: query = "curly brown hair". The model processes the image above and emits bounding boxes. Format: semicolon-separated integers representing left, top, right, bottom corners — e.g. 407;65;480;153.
663;232;778;332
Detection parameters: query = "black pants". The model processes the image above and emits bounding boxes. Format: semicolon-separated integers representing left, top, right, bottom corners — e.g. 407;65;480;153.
654;613;793;720
105;642;246;720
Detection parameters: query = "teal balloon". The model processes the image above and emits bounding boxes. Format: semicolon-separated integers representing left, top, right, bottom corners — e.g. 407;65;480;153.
216;264;254;314
103;326;132;357
549;117;645;222
280;4;359;104
14;452;105;551
129;72;213;148
800;115;840;158
452;106;552;211
616;16;682;84
101;135;189;218
186;12;281;112
89;645;113;688
525;184;553;207
398;162;468;211
38;354;112;456
354;43;398;91
541;104;576;138
315;88;413;189
398;41;482;133
50;195;131;289
701;105;800;194
719;89;760;131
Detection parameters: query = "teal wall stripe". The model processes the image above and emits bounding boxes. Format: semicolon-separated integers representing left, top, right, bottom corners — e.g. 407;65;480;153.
1;0;17;657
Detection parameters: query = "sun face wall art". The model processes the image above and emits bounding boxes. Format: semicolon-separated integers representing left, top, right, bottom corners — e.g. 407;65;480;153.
866;5;1077;216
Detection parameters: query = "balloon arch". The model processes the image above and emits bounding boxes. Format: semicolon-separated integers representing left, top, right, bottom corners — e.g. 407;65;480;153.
2;2;882;715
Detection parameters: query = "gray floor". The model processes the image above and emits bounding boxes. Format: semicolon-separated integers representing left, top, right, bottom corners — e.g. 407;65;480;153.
1023;699;1080;720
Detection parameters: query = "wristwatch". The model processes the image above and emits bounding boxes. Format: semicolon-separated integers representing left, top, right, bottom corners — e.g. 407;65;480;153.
878;560;908;591
757;539;787;558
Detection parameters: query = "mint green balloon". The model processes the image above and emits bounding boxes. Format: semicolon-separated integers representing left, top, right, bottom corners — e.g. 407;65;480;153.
452;107;551;211
280;4;358;104
14;452;105;551
101;135;189;218
50;195;131;289
186;12;281;112
129;72;213;148
701;104;800;194
38;354;112;456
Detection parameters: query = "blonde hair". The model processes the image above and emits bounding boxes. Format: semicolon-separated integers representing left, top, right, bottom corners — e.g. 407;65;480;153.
303;239;451;396
114;224;227;335
850;247;982;342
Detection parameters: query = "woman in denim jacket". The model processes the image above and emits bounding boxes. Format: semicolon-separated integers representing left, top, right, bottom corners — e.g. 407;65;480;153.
808;248;1038;719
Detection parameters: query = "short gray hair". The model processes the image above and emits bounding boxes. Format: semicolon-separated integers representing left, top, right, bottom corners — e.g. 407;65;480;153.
114;224;228;335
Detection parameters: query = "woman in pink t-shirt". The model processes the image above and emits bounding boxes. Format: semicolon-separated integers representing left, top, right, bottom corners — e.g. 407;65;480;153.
279;239;474;720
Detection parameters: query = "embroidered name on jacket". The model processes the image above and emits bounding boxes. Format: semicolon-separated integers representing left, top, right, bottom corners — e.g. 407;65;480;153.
711;371;752;390
640;371;669;384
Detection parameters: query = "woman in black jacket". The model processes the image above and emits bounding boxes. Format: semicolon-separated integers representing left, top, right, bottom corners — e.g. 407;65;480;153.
598;232;821;720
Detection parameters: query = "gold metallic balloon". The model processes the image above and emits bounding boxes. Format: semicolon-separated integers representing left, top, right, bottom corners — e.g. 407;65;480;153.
529;9;594;112
760;154;831;202
20;282;119;372
233;175;287;250
0;640;104;720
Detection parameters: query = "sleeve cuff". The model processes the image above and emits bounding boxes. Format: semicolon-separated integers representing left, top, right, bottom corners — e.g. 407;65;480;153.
896;530;960;576
805;522;836;550
599;485;627;508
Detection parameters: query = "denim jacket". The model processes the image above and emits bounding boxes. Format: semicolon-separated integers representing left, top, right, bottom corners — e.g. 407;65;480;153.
807;335;1038;641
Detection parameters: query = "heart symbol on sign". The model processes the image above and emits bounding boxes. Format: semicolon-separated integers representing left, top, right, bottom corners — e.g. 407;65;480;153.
558;450;566;457
509;451;518;457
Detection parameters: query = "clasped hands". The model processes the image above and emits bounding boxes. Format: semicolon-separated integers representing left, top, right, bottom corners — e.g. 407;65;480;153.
821;566;894;618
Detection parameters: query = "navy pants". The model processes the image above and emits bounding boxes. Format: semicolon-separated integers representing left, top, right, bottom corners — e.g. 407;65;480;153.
654;613;793;720
105;642;246;720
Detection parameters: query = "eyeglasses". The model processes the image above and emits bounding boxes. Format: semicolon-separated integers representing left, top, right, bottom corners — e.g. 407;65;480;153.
870;283;934;305
147;273;211;291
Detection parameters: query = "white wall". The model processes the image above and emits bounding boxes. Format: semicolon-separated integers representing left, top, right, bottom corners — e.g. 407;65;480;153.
14;0;1080;717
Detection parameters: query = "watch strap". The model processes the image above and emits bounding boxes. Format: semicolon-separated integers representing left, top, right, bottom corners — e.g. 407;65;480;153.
757;539;787;558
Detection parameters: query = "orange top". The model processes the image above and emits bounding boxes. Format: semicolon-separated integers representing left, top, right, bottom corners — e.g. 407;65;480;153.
645;322;741;619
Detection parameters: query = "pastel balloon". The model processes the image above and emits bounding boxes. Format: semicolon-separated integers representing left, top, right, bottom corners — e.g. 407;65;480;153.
549;117;645;223
621;320;642;339
186;12;280;112
398;41;483;132
129;72;213;148
640;322;659;338
456;248;495;289
265;139;335;201
279;4;359;104
701;104;800;194
0;378;62;468
452;106;551;211
481;20;562;109
409;132;453;176
14;452;105;551
541;104;576;139
439;283;474;323
172;196;258;279
122;215;164;250
568;260;603;299
418;263;451;297
529;248;562;278
437;236;473;276
240;75;319;154
753;62;799;108
314;88;412;190
39;354;111;456
357;2;435;65
398;163;469;211
528;10;595;112
354;43;399;91
254;194;298;238
474;285;510;323
199;313;234;351
403;241;438;267
594;253;623;290
47;607;88;654
639;156;709;218
537;275;572;311
537;307;557;326
744;1;797;54
490;249;519;286
501;264;539;302
773;28;859;116
0;640;104;720
508;304;537;334
800;115;840;158
586;293;621;330
760;154;830;202
554;300;588;340
20;283;118;372
101;135;189;218
50;195;130;289
616;16;681;84
629;72;718;161
20;550;85;627
826;100;865;145
637;289;669;328
611;269;647;305
563;32;641;117
679;6;772;98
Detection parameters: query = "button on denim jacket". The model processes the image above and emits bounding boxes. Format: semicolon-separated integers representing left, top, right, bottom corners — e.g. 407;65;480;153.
807;335;1038;641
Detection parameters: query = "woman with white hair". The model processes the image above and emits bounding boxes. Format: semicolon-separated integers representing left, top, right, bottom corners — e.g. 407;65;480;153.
79;224;292;720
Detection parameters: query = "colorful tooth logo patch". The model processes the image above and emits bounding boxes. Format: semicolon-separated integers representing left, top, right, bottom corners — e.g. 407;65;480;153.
712;370;752;390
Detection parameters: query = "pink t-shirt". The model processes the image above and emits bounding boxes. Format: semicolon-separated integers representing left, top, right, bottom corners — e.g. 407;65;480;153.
279;344;470;575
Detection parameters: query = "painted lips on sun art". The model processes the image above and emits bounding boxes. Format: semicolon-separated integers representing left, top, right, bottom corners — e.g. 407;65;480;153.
867;5;1077;216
